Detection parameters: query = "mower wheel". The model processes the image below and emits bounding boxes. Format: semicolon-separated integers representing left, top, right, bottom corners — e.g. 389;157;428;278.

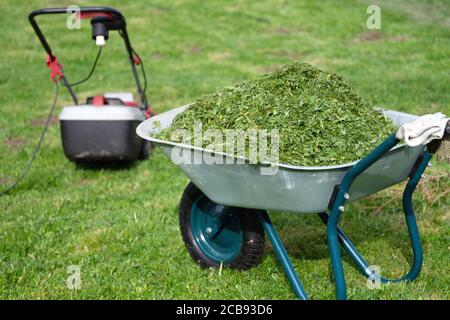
179;182;265;270
138;140;152;160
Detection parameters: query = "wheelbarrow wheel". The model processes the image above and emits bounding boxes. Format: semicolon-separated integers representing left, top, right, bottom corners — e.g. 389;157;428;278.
179;182;265;270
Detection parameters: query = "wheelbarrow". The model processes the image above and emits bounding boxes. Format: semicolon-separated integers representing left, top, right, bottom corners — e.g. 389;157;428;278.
137;105;448;300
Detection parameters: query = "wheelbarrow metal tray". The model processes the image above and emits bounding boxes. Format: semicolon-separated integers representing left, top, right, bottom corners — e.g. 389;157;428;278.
137;106;424;213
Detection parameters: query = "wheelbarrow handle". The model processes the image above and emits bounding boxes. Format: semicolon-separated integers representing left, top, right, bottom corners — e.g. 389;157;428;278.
426;119;450;155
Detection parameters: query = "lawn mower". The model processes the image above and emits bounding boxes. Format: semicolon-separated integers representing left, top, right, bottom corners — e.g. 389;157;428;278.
137;106;449;300
29;6;152;162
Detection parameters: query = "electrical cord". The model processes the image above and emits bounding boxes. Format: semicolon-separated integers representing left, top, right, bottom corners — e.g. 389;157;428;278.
63;46;102;87
132;48;147;96
118;29;148;107
0;82;59;197
131;48;148;108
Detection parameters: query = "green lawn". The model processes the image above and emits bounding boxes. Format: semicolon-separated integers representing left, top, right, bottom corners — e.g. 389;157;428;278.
0;0;449;299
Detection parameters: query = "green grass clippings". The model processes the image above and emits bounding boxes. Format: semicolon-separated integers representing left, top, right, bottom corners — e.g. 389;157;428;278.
158;61;396;166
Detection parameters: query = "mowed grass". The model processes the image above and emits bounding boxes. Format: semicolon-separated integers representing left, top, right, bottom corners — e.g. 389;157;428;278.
0;0;449;299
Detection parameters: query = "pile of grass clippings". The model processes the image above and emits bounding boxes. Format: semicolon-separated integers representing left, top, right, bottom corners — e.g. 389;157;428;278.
158;61;396;166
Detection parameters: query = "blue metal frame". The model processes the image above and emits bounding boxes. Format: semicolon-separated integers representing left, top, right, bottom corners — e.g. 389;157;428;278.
258;211;308;300
191;196;244;264
258;133;432;300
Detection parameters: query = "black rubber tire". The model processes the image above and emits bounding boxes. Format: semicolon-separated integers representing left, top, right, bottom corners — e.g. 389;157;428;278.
179;182;265;270
138;140;152;160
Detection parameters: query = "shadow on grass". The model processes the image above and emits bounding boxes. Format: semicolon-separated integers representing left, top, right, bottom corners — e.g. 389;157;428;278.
74;161;139;171
265;198;419;280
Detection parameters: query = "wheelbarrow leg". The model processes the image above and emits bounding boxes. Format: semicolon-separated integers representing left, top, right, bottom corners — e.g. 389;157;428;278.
395;152;430;282
257;211;308;300
318;212;372;279
326;206;347;300
320;150;431;290
325;134;402;299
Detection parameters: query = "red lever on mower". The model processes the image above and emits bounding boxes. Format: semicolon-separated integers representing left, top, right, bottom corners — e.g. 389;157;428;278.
79;12;113;20
45;55;64;82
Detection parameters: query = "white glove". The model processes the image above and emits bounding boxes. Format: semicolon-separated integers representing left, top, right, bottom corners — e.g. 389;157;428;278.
396;112;449;147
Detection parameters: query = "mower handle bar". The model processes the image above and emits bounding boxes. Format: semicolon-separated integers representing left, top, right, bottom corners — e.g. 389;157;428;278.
29;7;129;59
29;7;148;109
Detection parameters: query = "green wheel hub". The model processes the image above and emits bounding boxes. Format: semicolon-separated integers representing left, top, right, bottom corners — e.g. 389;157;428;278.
190;195;243;263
